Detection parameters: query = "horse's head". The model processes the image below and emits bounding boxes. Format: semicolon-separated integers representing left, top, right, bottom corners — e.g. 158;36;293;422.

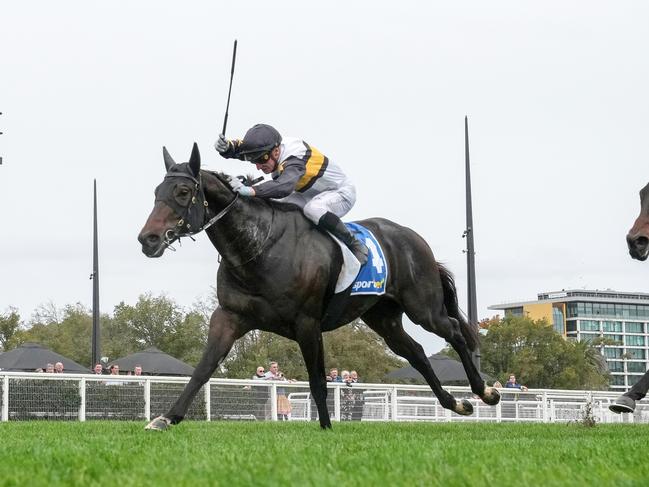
627;182;649;261
138;143;210;257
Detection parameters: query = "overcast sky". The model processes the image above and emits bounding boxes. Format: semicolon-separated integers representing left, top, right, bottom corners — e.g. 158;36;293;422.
1;1;648;356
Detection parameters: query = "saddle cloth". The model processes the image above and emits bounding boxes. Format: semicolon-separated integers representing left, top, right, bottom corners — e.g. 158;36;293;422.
329;223;388;295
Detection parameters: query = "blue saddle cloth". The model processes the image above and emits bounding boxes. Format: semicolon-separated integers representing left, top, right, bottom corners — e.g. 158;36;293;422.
345;223;388;296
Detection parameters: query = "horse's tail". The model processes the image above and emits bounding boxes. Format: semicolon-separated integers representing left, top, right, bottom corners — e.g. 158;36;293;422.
438;262;478;352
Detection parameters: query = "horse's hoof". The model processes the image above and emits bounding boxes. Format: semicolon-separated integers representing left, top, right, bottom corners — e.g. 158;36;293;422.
482;386;501;406
145;416;171;431
454;399;474;416
609;396;636;414
320;422;332;430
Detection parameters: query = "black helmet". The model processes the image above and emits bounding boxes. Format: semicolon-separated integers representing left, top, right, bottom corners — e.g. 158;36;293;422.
239;124;282;162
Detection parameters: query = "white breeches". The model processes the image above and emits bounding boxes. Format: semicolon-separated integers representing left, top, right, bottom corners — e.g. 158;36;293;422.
277;182;357;225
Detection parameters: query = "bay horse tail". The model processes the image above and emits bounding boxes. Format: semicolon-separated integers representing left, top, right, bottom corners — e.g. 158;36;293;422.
438;262;478;352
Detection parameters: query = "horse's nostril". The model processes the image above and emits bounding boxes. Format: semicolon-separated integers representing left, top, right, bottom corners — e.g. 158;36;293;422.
139;232;161;247
146;234;161;246
636;236;649;250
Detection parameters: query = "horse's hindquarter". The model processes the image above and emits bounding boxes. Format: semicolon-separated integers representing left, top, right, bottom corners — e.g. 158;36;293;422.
343;218;444;312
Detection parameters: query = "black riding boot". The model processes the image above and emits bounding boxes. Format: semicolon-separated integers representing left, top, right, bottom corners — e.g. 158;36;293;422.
318;212;369;266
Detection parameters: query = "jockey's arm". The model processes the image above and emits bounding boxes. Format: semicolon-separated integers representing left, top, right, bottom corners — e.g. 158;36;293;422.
253;158;305;198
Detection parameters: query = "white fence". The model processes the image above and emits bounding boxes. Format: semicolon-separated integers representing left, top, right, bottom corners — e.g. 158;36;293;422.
1;371;648;424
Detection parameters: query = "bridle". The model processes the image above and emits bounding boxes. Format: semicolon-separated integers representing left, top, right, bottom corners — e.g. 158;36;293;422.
155;170;239;252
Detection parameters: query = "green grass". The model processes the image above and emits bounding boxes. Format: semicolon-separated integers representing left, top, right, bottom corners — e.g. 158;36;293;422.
0;421;647;487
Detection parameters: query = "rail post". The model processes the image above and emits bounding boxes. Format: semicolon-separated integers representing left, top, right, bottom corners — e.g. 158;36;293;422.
334;385;341;421
205;382;211;422
144;379;151;421
79;377;86;422
271;383;278;421
391;387;398;421
2;375;8;421
542;391;548;423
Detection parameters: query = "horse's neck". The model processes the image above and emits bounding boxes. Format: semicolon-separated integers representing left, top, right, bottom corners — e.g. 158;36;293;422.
202;173;274;267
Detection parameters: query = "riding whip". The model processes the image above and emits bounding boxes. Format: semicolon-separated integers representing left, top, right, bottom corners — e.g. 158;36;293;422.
221;39;238;136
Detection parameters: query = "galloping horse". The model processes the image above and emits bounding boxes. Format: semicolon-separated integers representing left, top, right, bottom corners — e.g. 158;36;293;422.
138;143;500;430
610;181;649;413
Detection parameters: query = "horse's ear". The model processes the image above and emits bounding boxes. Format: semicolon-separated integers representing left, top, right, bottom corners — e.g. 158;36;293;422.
163;146;176;171
189;142;201;176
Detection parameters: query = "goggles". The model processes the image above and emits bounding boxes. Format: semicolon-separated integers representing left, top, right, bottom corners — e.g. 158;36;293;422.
244;151;272;164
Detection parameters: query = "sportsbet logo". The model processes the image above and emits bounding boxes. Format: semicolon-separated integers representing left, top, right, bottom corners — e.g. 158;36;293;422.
352;278;385;292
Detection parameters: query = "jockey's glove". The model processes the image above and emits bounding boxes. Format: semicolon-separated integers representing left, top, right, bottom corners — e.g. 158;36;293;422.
228;177;255;197
214;134;230;154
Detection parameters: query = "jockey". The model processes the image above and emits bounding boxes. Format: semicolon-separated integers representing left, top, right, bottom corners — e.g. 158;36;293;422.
215;124;369;265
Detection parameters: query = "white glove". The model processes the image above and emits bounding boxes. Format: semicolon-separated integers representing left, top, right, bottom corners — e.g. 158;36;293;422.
228;176;243;191
214;134;230;154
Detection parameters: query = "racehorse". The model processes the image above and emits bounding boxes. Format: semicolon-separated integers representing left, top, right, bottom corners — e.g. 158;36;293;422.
138;143;500;430
610;181;649;413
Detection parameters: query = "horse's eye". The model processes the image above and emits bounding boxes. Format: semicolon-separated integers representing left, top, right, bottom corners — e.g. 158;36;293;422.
178;188;190;197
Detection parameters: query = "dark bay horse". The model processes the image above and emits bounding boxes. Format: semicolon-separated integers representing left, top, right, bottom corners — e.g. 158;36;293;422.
138;143;500;430
610;181;649;413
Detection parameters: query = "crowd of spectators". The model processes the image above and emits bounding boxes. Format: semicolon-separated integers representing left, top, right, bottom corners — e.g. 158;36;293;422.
34;361;66;373
326;367;360;385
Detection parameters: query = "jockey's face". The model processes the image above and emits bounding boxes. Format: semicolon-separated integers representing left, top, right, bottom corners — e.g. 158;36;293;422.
254;147;280;174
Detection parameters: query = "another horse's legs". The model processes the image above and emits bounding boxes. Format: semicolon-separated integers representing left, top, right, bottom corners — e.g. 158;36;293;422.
145;307;243;430
610;369;649;413
362;301;473;416
295;317;331;429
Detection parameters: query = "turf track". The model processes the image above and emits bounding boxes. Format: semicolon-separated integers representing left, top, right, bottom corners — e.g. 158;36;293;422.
0;422;647;486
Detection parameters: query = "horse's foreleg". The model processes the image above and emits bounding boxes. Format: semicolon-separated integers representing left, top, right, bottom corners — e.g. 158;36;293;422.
362;304;472;416
146;307;243;430
295;318;331;429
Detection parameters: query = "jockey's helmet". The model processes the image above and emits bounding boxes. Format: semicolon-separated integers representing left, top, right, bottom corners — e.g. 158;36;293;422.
239;124;282;164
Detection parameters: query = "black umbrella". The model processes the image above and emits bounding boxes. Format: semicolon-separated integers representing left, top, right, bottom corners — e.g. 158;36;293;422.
385;353;492;385
113;347;194;376
0;342;89;373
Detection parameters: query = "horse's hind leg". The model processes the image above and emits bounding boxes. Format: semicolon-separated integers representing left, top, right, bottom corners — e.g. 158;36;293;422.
295;316;331;429
146;307;244;430
403;293;499;406
362;301;473;416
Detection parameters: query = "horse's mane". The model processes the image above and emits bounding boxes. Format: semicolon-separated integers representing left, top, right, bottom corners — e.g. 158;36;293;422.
202;170;305;215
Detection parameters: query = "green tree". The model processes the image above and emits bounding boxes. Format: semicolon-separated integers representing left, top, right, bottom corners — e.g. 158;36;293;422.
18;303;94;366
474;315;608;390
109;294;208;366
0;307;23;352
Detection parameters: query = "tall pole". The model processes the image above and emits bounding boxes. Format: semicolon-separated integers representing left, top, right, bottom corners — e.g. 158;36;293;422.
464;116;480;371
91;179;101;366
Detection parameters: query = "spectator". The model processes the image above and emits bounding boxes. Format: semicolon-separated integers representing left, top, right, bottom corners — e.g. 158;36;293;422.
134;365;143;376
327;368;342;382
106;364;124;385
45;363;54;373
253;366;266;380
93;363;103;375
54;362;64;373
350;370;359;383
34;368;44;373
265;361;291;420
340;370;354;421
505;374;528;391
493;381;503;388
